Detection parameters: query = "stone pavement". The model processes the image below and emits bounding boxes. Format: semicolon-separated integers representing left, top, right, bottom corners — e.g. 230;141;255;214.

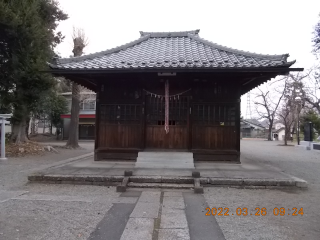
88;189;225;240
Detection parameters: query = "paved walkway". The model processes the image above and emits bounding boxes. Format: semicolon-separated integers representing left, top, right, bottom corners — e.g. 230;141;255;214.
88;190;224;240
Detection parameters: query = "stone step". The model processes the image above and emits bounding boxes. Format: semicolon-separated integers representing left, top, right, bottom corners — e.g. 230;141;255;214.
136;158;193;163
138;152;193;159
127;182;194;189
135;163;195;169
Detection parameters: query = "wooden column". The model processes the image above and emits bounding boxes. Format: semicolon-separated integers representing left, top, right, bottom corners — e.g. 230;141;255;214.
94;83;102;161
141;89;146;149
235;87;241;162
187;96;192;150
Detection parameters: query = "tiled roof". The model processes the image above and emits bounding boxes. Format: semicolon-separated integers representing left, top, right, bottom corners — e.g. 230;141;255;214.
242;119;265;129
50;30;295;70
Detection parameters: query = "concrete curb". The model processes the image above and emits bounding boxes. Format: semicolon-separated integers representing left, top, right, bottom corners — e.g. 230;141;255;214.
28;174;308;188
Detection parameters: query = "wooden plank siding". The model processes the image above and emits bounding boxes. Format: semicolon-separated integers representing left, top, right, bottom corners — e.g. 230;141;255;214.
192;126;236;150
99;124;142;148
146;125;188;149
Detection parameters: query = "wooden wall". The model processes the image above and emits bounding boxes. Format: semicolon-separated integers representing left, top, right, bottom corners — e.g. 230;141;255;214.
94;75;241;162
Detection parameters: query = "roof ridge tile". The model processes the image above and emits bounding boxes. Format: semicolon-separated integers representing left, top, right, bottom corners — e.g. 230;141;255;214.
140;30;200;37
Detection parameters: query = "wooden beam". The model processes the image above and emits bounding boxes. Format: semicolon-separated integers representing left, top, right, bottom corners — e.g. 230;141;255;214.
241;73;278;95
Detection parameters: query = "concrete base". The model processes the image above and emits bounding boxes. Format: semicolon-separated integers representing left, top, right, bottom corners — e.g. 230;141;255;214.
0;158;8;161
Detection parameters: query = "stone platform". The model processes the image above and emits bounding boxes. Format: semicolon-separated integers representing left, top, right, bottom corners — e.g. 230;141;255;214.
28;153;307;189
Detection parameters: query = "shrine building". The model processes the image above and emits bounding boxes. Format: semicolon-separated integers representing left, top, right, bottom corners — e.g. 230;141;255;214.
49;30;302;162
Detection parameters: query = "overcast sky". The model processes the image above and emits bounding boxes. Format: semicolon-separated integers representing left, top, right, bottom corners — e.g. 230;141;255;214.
55;0;320;117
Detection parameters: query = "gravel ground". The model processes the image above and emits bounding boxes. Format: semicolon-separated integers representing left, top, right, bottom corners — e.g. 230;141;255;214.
0;185;119;240
0;141;119;240
205;139;320;240
0;142;94;190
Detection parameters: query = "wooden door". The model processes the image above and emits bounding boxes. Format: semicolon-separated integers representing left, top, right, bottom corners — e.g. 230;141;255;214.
145;95;190;149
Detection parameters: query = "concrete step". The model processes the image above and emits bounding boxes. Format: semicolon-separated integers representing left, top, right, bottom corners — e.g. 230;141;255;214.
135;163;195;169
138;152;193;159
127;182;194;189
136;158;193;163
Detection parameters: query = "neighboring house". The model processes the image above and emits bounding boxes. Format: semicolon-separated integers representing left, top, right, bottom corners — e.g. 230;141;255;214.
271;121;287;141
241;119;266;138
60;92;96;140
272;127;285;141
29;117;56;135
274;122;285;130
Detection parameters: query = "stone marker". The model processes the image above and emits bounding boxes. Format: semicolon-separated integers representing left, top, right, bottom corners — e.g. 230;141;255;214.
124;170;133;176
117;177;130;192
192;171;201;178
194;178;204;194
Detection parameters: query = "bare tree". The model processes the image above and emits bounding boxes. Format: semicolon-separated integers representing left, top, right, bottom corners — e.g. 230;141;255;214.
304;66;320;114
278;73;306;145
66;27;88;148
253;77;287;140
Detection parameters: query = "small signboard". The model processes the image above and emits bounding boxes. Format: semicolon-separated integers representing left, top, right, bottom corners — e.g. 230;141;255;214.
304;122;313;142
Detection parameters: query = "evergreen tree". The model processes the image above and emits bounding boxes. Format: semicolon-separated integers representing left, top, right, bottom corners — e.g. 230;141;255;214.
0;0;68;143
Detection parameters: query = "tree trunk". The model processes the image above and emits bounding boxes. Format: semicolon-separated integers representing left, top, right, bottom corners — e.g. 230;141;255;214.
284;127;288;146
268;127;272;141
66;82;80;148
26;117;30;140
10;106;29;144
267;119;274;141
14;114;28;144
50;121;53;135
43;119;45;134
30;116;36;135
66;32;86;149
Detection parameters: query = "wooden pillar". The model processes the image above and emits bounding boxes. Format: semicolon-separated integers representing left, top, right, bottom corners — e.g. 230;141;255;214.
235;87;241;162
94;83;101;161
187;96;192;150
141;89;146;149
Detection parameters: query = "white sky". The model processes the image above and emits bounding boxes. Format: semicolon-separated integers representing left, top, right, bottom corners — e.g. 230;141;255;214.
55;0;320;117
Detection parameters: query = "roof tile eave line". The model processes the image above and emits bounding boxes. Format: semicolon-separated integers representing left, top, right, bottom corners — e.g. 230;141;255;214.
57;34;151;65
49;63;295;71
187;33;288;61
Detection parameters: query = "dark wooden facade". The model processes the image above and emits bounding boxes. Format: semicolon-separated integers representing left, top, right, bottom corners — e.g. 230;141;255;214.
93;72;243;162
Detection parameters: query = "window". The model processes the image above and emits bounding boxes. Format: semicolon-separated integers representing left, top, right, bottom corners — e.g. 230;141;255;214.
192;103;236;126
81;100;96;110
100;104;141;124
146;95;189;125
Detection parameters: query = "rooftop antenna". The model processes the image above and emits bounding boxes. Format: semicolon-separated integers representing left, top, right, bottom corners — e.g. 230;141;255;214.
246;91;252;119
